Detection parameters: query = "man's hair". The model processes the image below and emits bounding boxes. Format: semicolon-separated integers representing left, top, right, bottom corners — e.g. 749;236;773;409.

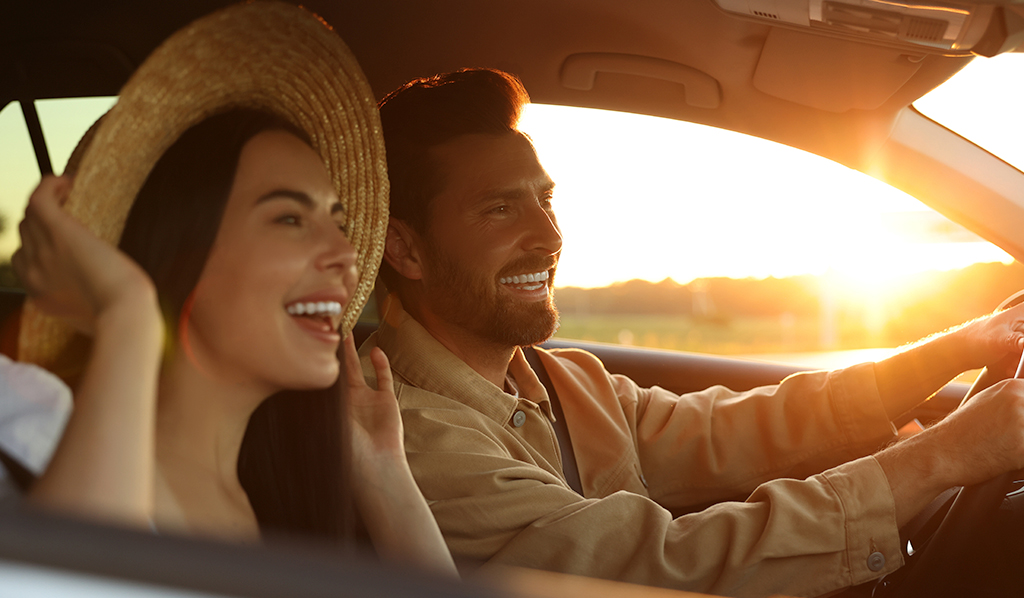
377;68;531;294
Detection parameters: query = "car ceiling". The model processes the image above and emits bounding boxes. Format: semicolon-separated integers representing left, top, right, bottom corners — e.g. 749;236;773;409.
4;0;1024;258
0;0;984;163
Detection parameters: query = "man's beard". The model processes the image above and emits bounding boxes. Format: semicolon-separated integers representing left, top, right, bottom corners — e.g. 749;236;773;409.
424;244;559;348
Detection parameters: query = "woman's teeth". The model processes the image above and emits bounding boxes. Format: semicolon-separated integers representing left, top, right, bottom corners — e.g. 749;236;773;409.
285;301;343;317
499;271;549;286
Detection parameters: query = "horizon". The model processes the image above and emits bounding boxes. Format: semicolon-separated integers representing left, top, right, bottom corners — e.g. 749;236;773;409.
551;258;1014;290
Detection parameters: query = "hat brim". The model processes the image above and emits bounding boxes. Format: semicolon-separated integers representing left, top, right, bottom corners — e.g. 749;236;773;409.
19;1;388;372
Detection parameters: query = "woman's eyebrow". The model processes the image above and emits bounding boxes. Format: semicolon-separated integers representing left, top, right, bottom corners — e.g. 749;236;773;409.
255;189;315;208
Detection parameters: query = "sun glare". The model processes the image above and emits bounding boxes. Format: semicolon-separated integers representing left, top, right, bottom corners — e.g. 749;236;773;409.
914;53;1024;172
518;102;1012;295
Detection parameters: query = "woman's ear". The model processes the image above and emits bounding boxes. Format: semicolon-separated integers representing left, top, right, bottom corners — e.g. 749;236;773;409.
383;218;424;281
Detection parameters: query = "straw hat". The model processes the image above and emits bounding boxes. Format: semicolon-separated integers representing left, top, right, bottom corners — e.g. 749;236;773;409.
18;1;389;373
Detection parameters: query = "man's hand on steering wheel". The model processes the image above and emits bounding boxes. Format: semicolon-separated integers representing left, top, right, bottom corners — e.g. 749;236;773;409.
876;377;1024;529
920;379;1024;488
954;302;1024;377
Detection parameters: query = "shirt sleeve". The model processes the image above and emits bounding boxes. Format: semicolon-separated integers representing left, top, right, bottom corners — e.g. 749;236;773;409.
407;401;902;597
621;361;898;508
403;352;904;597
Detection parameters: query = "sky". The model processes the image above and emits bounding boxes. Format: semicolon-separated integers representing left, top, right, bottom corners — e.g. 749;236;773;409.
517;52;1023;289
0;54;1020;290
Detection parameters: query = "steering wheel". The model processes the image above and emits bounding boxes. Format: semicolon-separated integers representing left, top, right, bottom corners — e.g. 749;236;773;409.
873;290;1024;597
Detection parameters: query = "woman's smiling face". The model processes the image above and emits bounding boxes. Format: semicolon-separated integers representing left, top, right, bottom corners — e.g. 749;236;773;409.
183;129;357;395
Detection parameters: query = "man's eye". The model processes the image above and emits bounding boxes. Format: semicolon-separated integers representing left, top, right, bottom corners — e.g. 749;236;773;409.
489;205;509;214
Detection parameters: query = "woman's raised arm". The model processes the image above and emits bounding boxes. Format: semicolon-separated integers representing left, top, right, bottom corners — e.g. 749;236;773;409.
13;175;164;527
342;332;457;576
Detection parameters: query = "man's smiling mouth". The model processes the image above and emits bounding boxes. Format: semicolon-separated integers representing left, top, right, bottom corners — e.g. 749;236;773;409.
499;270;550;291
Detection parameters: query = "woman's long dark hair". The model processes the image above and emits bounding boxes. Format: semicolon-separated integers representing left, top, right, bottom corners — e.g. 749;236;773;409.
119;108;352;544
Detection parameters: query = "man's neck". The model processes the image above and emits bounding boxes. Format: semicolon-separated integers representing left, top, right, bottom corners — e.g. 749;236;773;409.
402;304;515;388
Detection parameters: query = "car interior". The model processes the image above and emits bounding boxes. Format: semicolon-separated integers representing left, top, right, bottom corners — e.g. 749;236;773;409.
2;0;1024;596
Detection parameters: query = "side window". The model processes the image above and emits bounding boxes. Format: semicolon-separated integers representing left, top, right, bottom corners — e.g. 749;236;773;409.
0;102;37;286
0;97;117;289
35;97;119;176
519;105;1019;370
0;97;386;326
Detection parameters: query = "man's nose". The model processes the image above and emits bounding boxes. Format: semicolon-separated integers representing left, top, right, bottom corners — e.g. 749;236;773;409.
524;202;563;256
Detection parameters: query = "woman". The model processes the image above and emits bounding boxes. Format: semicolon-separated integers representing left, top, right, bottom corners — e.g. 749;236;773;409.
11;3;454;574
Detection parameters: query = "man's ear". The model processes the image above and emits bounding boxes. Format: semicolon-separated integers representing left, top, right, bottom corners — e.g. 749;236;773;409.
384;218;424;281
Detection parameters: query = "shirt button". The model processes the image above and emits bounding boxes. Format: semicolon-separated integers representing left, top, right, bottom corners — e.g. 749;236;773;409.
512;410;527;428
867;551;886;572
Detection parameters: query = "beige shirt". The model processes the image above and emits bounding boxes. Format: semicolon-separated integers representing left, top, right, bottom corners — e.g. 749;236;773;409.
361;299;904;597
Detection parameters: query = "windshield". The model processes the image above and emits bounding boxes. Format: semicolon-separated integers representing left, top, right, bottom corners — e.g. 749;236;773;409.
1;97;1019;370
519;104;1018;369
914;53;1024;172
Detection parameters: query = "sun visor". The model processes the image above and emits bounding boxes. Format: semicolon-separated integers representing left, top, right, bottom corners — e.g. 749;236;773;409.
752;27;923;112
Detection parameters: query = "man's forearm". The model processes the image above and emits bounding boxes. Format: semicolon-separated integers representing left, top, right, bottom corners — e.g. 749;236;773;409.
874;433;946;528
873;306;1024;422
873;327;969;422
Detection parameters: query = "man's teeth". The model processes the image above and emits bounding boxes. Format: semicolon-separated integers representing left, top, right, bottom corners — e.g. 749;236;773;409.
499;271;550;285
286;301;343;316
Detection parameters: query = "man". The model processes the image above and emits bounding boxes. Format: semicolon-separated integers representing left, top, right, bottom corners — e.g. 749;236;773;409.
362;68;1024;596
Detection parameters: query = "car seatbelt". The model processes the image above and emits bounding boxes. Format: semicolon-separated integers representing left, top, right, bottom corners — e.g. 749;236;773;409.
0;447;36;493
523;346;584;496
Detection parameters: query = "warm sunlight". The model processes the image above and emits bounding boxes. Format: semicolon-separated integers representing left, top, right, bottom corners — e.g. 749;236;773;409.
914;53;1024;172
518;103;1012;292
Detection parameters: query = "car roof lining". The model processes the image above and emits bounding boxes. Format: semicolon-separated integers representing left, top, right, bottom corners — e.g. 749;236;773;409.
2;1;975;163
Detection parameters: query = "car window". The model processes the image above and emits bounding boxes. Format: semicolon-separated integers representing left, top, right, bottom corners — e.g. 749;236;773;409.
519;104;1021;370
913;53;1024;173
34;97;119;176
0;96;387;323
4;98;1020;364
0;102;37;274
0;97;118;287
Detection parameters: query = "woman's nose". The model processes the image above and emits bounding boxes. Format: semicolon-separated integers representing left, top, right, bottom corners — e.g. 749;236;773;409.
317;223;359;280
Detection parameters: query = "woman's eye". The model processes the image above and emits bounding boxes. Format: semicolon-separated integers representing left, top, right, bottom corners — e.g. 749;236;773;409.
276;214;301;226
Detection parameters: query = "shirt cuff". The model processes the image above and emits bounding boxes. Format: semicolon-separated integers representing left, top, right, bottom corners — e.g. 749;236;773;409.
828;363;898;451
822;455;904;585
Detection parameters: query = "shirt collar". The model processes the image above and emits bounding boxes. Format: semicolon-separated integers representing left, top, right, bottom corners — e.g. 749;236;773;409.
375;295;553;424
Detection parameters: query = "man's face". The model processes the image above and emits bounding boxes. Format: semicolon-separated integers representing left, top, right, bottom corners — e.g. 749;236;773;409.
417;132;562;348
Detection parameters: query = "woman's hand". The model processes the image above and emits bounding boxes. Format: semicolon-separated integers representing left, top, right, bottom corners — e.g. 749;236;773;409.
341;333;457;575
11;175;158;335
342;332;404;470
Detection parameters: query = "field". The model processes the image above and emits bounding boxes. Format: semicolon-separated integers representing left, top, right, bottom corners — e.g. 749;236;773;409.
552;261;1024;360
555;313;847;355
